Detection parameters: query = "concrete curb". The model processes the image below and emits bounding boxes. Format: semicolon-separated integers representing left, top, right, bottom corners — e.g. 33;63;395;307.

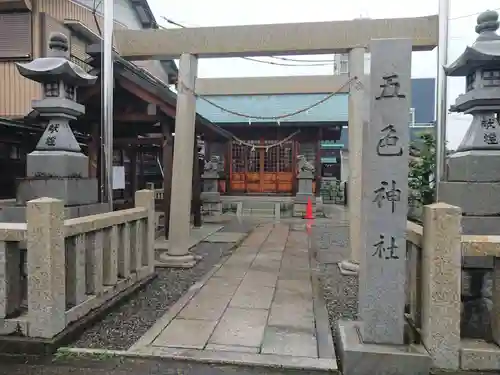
58;346;337;372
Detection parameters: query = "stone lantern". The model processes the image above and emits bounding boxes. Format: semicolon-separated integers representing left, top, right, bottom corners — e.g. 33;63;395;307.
442;10;500;235
201;155;222;215
441;10;500;340
1;32;105;220
293;155;316;217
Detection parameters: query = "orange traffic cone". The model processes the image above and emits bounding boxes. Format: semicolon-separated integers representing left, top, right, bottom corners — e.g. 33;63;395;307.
304;197;314;220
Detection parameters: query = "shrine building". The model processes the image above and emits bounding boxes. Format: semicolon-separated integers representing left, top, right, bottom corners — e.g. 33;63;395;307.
197;77;436;196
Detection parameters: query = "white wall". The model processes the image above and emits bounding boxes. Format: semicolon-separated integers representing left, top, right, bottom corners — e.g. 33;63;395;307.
72;0;141;28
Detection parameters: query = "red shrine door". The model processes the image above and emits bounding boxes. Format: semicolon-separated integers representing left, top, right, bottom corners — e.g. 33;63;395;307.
230;139;295;194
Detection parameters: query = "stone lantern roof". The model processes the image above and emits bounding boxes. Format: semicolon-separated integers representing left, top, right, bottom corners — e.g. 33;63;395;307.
16;32;97;86
445;9;500;77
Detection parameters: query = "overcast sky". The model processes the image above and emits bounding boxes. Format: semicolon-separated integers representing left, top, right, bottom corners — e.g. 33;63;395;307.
146;0;500;149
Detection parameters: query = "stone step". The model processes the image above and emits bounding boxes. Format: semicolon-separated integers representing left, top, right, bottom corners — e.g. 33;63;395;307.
242;201;277;210
242;208;276;217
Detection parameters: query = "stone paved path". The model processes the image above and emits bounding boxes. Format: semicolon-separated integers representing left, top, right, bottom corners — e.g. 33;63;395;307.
155;224;223;252
126;222;337;372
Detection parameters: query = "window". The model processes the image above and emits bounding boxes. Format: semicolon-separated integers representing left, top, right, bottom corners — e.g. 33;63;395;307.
10;145;20;160
65;85;76;100
334;54;349;74
409;108;416;126
482;69;500;87
44;83;59;98
339;59;349;74
70;35;92;73
0;12;32;60
466;73;475;91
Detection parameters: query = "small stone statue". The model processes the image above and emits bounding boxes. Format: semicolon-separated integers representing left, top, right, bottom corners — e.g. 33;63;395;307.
297;155;315;173
204;155;220;173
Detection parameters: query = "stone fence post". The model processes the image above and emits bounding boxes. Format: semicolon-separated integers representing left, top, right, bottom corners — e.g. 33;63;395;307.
26;197;66;339
135;189;155;274
421;202;461;370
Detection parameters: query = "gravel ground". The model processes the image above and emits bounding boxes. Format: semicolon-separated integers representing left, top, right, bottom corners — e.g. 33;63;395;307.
312;217;358;337
70;223;254;350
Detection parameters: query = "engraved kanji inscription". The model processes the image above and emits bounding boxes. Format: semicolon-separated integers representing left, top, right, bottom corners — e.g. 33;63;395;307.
373;180;401;213
377;125;403;156
372;234;399;260
45;135;56;147
375;74;406;100
47;123;60;133
484;132;498;145
481;117;497;130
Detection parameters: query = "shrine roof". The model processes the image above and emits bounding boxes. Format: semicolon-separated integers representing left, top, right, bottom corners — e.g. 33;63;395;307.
446;45;500;77
112;55;231;139
84;47;231;140
198;78;435;125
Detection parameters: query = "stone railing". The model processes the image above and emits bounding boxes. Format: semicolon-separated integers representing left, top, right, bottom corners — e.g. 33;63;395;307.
144;183;163;201
460;234;500;371
0;198;16;206
405;202;500;372
405;203;461;370
154;189;163;201
0;190;155;339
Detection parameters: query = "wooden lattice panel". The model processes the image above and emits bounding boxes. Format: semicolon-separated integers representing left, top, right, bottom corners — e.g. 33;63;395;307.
231;142;246;172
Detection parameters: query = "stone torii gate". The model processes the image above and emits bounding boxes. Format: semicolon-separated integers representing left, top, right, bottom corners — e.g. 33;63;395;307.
114;16;438;267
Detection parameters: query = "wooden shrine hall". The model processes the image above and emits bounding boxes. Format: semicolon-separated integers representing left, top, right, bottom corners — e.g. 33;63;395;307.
77;50;231;228
195;75;349;196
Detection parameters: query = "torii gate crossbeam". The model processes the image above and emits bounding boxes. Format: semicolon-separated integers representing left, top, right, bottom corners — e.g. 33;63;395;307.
114;15;438;60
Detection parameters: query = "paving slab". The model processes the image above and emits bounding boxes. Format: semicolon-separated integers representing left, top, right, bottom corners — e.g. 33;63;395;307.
202;276;242;296
276;279;313;296
280;257;310;272
261;326;318;357
229;285;275;309
278;268;311;281
208;307;269;347
253;252;284;263
268;301;315;332
250;259;282;273
224;253;257;267
205;344;259;353
128;222;337;373
178;293;231;321
204;232;247;243
152;319;218;349
241;270;279;288
155;225;223;253
214;265;249;280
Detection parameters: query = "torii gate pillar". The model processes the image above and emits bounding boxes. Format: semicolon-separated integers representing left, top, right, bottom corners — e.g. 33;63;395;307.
158;53;200;268
339;47;366;275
